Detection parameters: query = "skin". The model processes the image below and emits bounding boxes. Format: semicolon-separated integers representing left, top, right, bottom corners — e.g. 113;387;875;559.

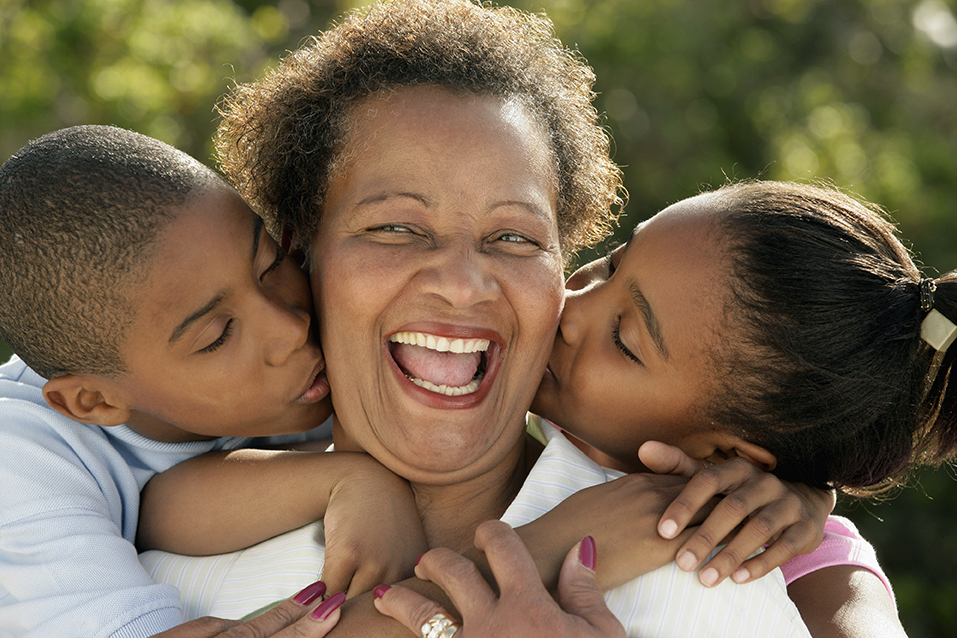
308;86;565;551
532;192;775;472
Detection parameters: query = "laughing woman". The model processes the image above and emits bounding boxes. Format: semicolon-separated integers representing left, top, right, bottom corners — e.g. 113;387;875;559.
138;1;813;636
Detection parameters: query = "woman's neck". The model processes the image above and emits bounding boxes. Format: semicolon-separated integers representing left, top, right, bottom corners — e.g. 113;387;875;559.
412;434;543;552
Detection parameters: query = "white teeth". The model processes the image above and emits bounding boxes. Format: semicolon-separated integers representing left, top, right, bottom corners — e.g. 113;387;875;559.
408;376;483;396
389;331;490;354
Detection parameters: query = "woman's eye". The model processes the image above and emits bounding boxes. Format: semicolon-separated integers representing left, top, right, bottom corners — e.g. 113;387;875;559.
498;232;533;244
612;317;641;365
198;319;234;355
261;245;286;279
373;223;415;234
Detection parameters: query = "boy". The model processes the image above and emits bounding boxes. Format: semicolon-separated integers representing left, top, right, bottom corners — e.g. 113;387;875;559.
0;125;424;637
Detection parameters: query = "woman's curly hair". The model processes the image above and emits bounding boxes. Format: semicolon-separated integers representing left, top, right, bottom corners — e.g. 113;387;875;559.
215;0;623;259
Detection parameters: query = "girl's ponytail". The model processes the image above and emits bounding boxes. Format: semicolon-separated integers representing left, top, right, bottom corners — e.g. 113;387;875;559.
914;272;957;467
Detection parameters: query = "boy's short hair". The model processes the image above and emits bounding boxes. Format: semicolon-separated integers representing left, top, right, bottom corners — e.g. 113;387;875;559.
0;125;220;379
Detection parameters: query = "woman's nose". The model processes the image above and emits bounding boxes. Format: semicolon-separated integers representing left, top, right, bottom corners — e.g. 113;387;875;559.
262;298;312;366
415;240;500;308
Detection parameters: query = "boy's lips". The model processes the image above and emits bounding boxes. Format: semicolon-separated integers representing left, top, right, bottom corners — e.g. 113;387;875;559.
297;360;330;404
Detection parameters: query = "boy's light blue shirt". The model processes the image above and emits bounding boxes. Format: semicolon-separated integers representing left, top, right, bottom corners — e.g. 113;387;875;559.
0;356;329;638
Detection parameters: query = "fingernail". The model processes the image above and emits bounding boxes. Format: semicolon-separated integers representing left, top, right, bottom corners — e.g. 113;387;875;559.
293;580;326;606
659;519;678;539
311;591;346;621
579;535;596;571
676;551;697;572
732;567;750;584
415;552;426;566
373;584;391;599
700;568;718;587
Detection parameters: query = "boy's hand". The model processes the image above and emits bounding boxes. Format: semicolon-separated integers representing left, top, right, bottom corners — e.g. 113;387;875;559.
639;441;835;587
321;457;427;598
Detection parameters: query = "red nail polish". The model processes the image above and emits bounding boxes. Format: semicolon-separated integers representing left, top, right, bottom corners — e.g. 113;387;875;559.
415;552;426;566
311;591;346;621
579;536;596;571
373;584;391;599
293;580;326;606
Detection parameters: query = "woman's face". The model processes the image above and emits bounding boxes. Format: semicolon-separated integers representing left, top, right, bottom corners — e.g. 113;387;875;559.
532;193;732;472
310;86;564;485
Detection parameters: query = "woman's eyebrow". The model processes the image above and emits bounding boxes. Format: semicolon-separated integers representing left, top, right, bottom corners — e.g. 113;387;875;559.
628;282;669;360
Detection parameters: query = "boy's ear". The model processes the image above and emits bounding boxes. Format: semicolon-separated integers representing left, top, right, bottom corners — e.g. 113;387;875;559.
705;434;777;472
42;374;133;427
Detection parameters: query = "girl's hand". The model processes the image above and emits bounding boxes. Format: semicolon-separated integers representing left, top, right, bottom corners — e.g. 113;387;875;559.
639;441;835;587
372;520;625;638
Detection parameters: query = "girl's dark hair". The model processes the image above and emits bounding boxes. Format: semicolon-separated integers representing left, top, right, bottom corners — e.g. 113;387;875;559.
707;181;955;494
214;0;622;260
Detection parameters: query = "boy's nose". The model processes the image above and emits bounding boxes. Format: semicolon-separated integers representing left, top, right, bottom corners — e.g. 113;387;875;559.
263;301;311;366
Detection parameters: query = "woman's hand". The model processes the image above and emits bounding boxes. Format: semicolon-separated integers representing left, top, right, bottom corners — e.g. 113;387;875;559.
639;441;835;587
152;580;343;638
372;520;625;638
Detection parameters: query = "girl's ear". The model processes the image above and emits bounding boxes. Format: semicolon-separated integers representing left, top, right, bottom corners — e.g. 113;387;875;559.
705;435;777;472
42;375;133;427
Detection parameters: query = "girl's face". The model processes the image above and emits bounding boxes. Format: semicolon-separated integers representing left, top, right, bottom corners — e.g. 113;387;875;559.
531;193;733;472
309;86;564;486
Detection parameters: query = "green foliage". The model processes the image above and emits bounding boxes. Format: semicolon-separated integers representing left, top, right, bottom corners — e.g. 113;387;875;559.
0;1;954;635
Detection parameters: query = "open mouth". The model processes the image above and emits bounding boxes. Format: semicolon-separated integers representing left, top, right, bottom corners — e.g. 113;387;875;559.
388;331;492;397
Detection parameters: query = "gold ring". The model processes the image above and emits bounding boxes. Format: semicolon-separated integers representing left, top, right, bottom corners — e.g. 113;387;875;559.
420;612;459;638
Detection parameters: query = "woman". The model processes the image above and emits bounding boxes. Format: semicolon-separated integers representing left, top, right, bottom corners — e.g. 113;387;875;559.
142;1;812;636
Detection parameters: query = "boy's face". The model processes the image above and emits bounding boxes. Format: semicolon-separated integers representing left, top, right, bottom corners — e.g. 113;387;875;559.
113;184;331;441
531;194;731;471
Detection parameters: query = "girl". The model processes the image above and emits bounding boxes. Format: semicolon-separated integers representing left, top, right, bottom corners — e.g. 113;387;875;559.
377;180;956;637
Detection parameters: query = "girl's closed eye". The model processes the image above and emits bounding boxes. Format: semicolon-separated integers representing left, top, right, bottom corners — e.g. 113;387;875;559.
612;316;641;365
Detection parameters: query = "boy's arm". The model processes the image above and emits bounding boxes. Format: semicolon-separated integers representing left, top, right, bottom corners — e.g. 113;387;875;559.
138;448;427;596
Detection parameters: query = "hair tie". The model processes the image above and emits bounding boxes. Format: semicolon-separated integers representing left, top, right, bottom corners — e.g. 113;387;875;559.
919;278;936;312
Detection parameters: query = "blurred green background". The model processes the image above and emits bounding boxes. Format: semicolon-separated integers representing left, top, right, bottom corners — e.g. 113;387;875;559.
1;0;954;635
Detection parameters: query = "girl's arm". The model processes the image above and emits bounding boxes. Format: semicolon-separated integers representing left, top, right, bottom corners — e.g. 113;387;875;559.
788;567;906;638
137;448;427;597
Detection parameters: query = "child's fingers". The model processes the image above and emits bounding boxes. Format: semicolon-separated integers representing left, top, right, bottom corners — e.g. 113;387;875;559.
656;457;756;541
638;440;708;477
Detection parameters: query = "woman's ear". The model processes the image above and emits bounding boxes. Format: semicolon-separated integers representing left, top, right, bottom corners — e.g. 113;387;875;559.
705;434;777;472
42;374;133;427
